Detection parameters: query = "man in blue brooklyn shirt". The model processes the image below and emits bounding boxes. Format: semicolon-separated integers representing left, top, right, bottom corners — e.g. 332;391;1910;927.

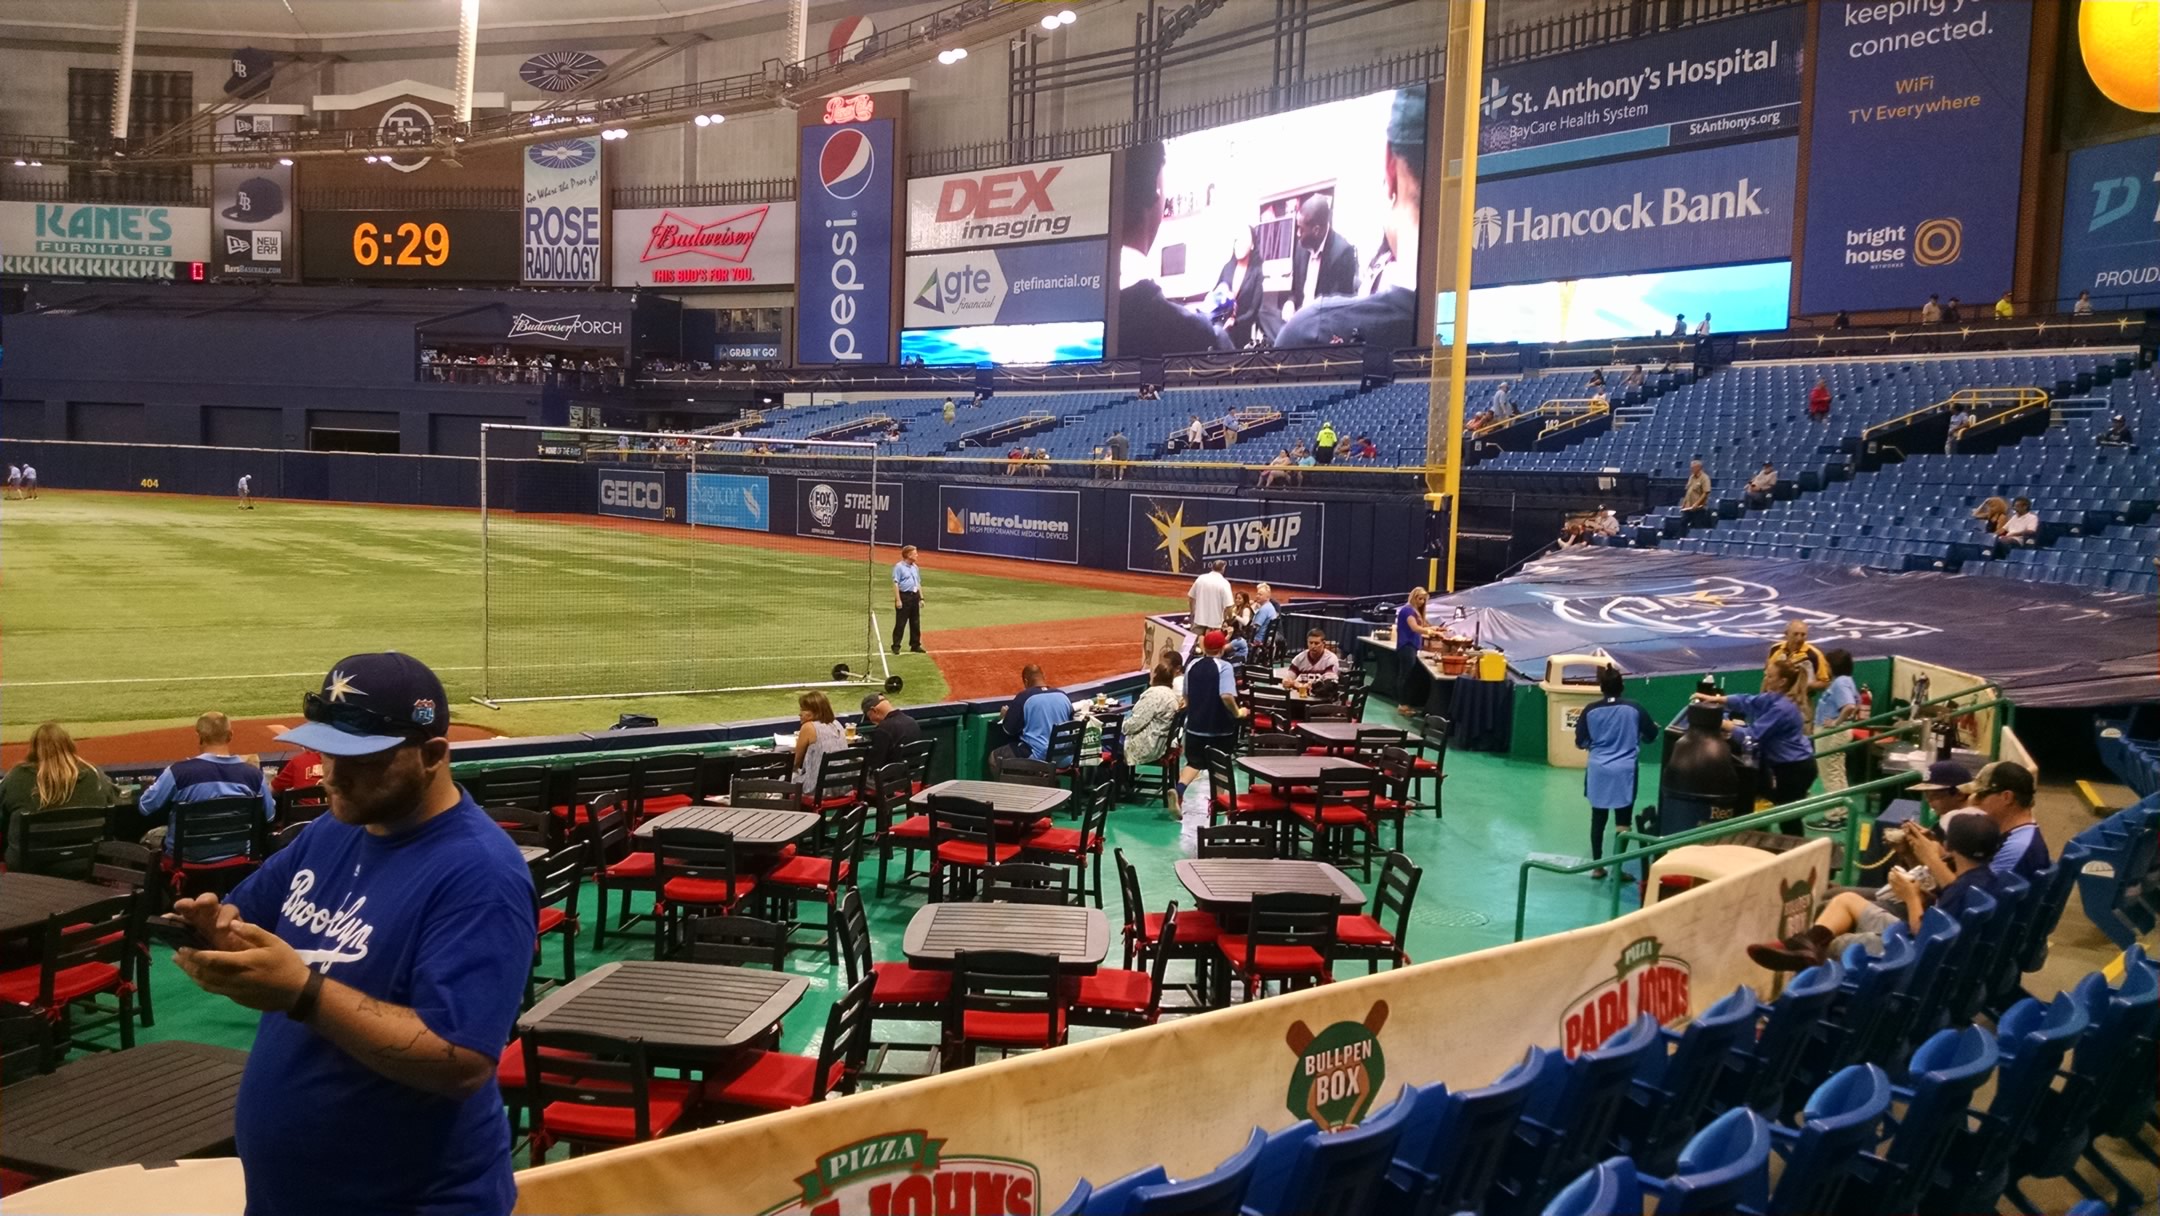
171;653;534;1215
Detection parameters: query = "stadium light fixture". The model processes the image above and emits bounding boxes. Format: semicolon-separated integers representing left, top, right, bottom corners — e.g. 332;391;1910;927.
938;47;967;64
278;157;294;166
363;154;378;163
11;158;24;167
708;114;725;125
1059;10;1076;24
28;159;41;167
694;114;710;127
1040;14;1058;28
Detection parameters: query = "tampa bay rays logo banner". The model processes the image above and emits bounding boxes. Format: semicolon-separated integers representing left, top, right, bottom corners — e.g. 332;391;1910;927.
1126;494;1325;588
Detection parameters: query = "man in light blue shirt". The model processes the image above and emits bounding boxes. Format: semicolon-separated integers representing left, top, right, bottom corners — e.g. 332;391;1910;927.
138;711;275;861
997;665;1074;763
1250;583;1279;654
891;544;925;654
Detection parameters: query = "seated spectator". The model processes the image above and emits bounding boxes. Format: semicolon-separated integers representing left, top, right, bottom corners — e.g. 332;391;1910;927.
1972;496;2009;533
2073;290;2094;316
2097;414;2137;450
1591;507;1621;538
860;692;922;770
1467;407;1496;430
1746;462;1778;506
1589;387;1610;409
1260;449;1293;488
1006;446;1026;476
1033;448;1053;477
1994;292;2013;321
1558;516;1592;548
1747;809;2001;971
1;721;119;868
1624;365;1645;390
1997;497;2039;547
137;711;274;861
1587;369;1606;389
1941;761;2049;881
1284;628;1340;691
1353;434;1379;461
1295;447;1317;483
1122;661;1183;809
791;691;846;797
270;747;325;797
997;664;1073;763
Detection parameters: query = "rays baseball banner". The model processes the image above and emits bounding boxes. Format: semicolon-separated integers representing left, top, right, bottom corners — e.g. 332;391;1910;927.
1478;5;1805;177
522;137;603;283
611;202;797;288
1468;138;1797;288
938;485;1080;563
596;467;666;521
797;118;897;365
511;843;1832;1215
687;472;771;531
796;478;904;545
1127;495;1325;588
212;113;295;280
906;154;1112;251
1798;0;2031;313
902;240;1107;329
0;202;211;280
2057;134;2160;310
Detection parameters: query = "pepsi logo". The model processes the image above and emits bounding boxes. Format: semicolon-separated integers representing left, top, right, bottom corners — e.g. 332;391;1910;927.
819;129;876;201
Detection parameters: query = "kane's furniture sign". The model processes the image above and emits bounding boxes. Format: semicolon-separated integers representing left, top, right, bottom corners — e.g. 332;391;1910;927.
0;202;210;279
612;203;798;287
688;472;771;531
1477;5;1805;176
1798;0;2032;312
1128;494;1325;588
938;485;1080;563
797;479;904;544
523;137;603;284
906;154;1111;251
597;467;667;520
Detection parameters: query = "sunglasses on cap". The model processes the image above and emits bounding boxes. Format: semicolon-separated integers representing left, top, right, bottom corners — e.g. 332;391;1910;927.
301;691;429;745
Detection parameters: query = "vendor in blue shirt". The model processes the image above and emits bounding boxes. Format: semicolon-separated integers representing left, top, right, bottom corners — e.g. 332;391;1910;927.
1696;659;1818;834
170;653;535;1216
1574;665;1658;879
1392;585;1439;717
997;663;1074;763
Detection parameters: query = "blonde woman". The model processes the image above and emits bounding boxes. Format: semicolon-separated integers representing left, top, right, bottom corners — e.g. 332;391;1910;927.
1;722;118;867
792;690;848;799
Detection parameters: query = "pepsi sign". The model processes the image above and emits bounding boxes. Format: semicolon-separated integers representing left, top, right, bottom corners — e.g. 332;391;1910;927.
797;119;895;365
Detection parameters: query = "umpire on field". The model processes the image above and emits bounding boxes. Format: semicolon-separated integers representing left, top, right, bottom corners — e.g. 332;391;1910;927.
892;544;925;654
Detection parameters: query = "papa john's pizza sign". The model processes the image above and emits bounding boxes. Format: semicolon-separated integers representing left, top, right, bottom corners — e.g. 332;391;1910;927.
758;1130;1039;1216
1561;936;1692;1058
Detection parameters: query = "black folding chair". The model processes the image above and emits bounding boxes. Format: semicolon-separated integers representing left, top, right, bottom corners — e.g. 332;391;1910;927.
942;950;1065;1068
980;862;1081;906
1197;824;1276;859
927;796;1017;903
9;805;108;878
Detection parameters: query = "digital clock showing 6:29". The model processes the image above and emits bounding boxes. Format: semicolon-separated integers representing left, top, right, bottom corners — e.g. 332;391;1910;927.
300;209;521;282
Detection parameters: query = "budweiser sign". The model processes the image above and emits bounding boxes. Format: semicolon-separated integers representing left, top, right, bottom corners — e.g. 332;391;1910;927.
506;312;627;341
612;202;798;288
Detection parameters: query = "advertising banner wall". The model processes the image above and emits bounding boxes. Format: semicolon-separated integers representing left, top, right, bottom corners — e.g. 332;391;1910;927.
1479;5;1806;177
596;467;667;520
906;154;1112;251
687;472;772;531
1468;137;1798;288
797;478;904;544
938;485;1081;563
1127;494;1326;588
2057;134;2160;310
902;240;1108;329
522;137;603;284
797;119;896;364
512;843;1832;1216
1798;0;2031;313
212;114;295;280
0;202;211;279
611;202;797;288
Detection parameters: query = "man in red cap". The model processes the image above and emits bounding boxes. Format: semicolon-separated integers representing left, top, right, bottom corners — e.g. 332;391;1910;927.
1177;629;1248;801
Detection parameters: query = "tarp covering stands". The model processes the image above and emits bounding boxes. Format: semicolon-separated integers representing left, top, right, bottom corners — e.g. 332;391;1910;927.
1428;549;2159;708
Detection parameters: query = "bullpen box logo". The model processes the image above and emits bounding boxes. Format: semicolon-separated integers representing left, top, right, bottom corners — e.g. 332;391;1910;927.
1285;1001;1390;1131
1561;936;1692;1058
758;1131;1037;1216
1128;495;1324;588
597;468;667;521
1779;872;1818;943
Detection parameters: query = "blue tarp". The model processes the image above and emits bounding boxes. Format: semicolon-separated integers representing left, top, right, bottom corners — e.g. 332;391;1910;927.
1429;550;2158;709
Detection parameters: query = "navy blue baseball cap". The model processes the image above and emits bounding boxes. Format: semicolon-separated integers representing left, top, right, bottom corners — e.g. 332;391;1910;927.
281;652;450;756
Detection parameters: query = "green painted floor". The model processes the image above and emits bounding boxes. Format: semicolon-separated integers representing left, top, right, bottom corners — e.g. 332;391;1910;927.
84;746;1649;1072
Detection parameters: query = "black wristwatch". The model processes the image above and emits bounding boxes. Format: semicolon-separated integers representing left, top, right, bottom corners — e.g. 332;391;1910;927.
287;969;326;1023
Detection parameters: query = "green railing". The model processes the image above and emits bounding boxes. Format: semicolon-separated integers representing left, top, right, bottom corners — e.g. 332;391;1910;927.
1809;681;2010;760
1511;770;1923;941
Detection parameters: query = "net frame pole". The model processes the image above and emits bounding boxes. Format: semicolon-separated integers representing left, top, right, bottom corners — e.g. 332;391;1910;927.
472;422;892;708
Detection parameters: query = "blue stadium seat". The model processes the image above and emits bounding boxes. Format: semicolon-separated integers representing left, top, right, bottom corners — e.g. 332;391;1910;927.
1845;1025;2000;1214
1926;993;2088;1212
1491;1014;1662;1216
1537;1159;1638;1216
1610;985;1756;1173
1381;1047;1550;1216
1636;1108;1771;1216
1237;1090;1414;1216
1711;959;1842;1118
1064;1126;1269;1215
1763;1064;1892;1216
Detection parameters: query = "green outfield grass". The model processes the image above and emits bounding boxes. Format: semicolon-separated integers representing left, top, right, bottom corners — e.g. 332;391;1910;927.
1;493;1179;740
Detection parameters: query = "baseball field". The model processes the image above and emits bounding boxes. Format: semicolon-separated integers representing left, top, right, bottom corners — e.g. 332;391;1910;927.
0;492;1185;756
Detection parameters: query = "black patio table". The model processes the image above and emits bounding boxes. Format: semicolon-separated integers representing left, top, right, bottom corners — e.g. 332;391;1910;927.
517;960;808;1063
901;902;1109;975
1294;721;1402;752
633;804;820;848
909;779;1071;821
0;872;117;940
1233;755;1372;787
1173;858;1366;913
0;1040;247;1177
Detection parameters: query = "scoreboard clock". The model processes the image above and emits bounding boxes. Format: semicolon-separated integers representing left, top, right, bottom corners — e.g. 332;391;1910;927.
301;210;520;282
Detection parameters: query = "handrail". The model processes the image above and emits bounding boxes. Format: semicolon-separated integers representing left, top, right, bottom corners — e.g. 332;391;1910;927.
1471;397;1600;439
1959;390;2053;441
1861;387;2046;441
1539;399;1613;441
1807;679;2004;741
1512;771;1922;941
579;447;1442;479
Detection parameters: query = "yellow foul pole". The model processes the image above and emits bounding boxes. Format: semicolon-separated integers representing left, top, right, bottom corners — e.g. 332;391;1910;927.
1428;0;1484;592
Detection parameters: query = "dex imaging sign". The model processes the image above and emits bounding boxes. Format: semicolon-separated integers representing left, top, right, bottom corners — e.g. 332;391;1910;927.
907;155;1111;251
797;120;896;365
1467;138;1797;288
597;468;667;520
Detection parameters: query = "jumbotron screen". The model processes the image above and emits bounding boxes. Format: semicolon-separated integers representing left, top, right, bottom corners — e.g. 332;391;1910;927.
898;321;1104;366
1117;87;1425;357
1435;261;1793;346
